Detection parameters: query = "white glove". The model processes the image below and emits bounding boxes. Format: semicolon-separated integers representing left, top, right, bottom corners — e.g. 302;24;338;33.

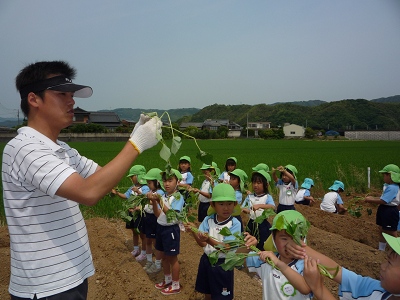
129;116;162;153
130;114;152;137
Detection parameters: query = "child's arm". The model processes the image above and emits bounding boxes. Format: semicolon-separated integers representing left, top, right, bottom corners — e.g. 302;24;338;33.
365;196;386;205
184;222;208;247
304;195;315;203
259;251;311;295
111;188;128;199
303;255;337;300
272;167;279;183
336;203;347;214
253;203;275;210
282;168;296;185
147;192;162;218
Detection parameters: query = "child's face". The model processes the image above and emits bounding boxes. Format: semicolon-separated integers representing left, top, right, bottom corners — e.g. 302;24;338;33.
227;164;236;172
130;175;138;185
383;173;394;184
211;201;236;220
163;176;178;195
147;180;156;191
229;175;240;190
274;230;295;262
380;249;400;293
179;161;190;172
281;172;291;184
252;178;266;195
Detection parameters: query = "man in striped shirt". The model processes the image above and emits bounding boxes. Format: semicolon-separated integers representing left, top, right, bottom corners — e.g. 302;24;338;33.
2;61;161;300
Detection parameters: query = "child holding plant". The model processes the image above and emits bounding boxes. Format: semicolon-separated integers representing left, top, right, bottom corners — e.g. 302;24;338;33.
246;210;313;300
177;155;194;199
219;157;237;183
365;164;400;251
242;170;276;251
320;180;346;214
229;168;248;232
111;165;149;257
185;183;256;300
272;165;298;213
192;163;217;222
148;168;184;295
141;168;164;273
295;178;315;206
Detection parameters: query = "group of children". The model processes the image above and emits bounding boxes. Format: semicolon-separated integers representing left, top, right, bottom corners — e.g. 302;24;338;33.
113;157;400;299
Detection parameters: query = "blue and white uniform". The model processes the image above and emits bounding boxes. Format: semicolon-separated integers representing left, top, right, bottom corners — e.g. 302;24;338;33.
320;191;344;213
180;171;194;185
276;179;298;212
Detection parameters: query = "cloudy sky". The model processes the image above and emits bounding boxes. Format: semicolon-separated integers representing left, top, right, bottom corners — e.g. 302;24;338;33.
0;0;399;119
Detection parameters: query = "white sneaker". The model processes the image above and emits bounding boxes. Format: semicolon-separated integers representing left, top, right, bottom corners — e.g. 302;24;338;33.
131;248;140;257
143;261;153;270
135;253;146;262
146;262;161;274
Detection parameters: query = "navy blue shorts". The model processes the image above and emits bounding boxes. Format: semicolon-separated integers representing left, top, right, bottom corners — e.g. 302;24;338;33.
377;205;399;231
195;253;234;300
277;204;296;213
155;224;180;256
295;200;310;206
198;202;210;222
125;212;143;232
144;212;157;239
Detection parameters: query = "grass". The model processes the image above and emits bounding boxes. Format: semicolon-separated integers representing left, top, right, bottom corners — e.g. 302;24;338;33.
1;139;399;224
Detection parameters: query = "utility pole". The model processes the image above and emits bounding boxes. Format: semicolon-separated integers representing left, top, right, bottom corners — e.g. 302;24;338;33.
246;113;248;138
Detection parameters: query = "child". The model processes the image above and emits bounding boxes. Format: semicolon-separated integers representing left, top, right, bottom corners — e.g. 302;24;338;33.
287;232;400;299
272;165;298;213
111;165;149;257
295;178;315;206
192;163;217;222
246;210;313;300
141;168;164;273
229;168;248;231
185;183;254;300
148;169;184;295
320;180;346;214
241;170;275;251
177;155;194;198
219;157;237;183
365;164;400;251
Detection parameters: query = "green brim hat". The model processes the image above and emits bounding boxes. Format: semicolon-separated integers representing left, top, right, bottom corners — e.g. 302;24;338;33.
227;157;237;164
284;164;298;180
161;168;183;181
329;180;345;191
137;174;147;185
207;183;241;216
383;233;400;255
200;163;213;170
126;165;146;178
229;169;248;193
252;163;270;172
379;164;400;183
143;168;163;181
179;156;191;164
212;162;221;177
253;169;271;183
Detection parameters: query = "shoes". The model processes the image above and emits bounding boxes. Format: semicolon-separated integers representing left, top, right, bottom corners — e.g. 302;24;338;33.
146;263;161;274
131;248;140;257
155;281;172;290
135;253;146;262
161;285;181;295
143;261;153;270
235;264;244;270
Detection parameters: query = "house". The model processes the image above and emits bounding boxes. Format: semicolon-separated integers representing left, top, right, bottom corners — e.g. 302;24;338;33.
179;119;242;137
73;107;121;131
283;123;305;138
179;122;204;130
247;121;271;137
73;107;90;124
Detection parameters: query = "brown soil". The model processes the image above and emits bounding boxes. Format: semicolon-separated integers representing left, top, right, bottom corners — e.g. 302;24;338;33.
0;200;385;300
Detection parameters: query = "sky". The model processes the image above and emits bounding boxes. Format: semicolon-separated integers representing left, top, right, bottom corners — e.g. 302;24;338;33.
1;0;400;119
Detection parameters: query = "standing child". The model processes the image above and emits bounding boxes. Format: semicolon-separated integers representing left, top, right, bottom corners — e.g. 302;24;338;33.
229;168;248;231
320;180;346;214
295;178;315;206
185;184;256;300
177;155;194;199
246;210;313;300
111;165;149;257
241;170;276;251
141;168;164;273
272;165;298;213
219;157;237;183
365;164;400;251
148;169;184;295
192;163;217;222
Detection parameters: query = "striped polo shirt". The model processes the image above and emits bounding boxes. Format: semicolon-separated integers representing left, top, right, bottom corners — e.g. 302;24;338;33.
2;127;98;298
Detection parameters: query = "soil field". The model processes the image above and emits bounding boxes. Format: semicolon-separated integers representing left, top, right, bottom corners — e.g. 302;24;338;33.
0;200;385;300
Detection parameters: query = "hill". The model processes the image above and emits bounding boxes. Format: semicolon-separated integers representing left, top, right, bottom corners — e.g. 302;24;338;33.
370;95;400;103
98;108;200;122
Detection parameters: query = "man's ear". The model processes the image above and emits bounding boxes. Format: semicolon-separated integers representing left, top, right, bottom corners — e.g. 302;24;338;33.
27;92;41;108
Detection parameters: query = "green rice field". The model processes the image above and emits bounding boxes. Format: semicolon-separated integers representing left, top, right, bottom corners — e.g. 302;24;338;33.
1;139;399;223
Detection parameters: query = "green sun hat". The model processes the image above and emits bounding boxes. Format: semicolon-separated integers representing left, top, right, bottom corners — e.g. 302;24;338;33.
229;169;248;192
227;157;237;164
383;233;400;256
143;168;163;181
127;165;146;177
284;164;298;179
252;163;270;172
212;162;221;177
161;168;183;181
200;163;213;170
179;156;191;164
329;180;345;192
379;164;400;183
207;183;241;216
253;169;271;183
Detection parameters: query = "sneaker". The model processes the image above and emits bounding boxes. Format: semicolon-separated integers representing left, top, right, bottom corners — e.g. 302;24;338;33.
135;253;146;262
131;248;140;257
143;261;153;270
155;281;172;290
146;263;161;274
161;285;181;295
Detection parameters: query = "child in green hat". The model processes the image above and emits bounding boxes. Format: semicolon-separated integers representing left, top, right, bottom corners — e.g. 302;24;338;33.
365;164;400;251
219;157;238;183
272;164;299;213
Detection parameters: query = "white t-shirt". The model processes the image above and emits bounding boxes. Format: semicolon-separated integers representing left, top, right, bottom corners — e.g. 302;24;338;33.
276;179;298;206
2;127;98;298
320;191;343;213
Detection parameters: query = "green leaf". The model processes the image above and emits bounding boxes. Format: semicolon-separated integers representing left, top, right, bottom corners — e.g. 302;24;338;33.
171;136;182;155
196;151;213;165
208;251;219;266
219;227;233;237
220;252;246;271
159;143;171;162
